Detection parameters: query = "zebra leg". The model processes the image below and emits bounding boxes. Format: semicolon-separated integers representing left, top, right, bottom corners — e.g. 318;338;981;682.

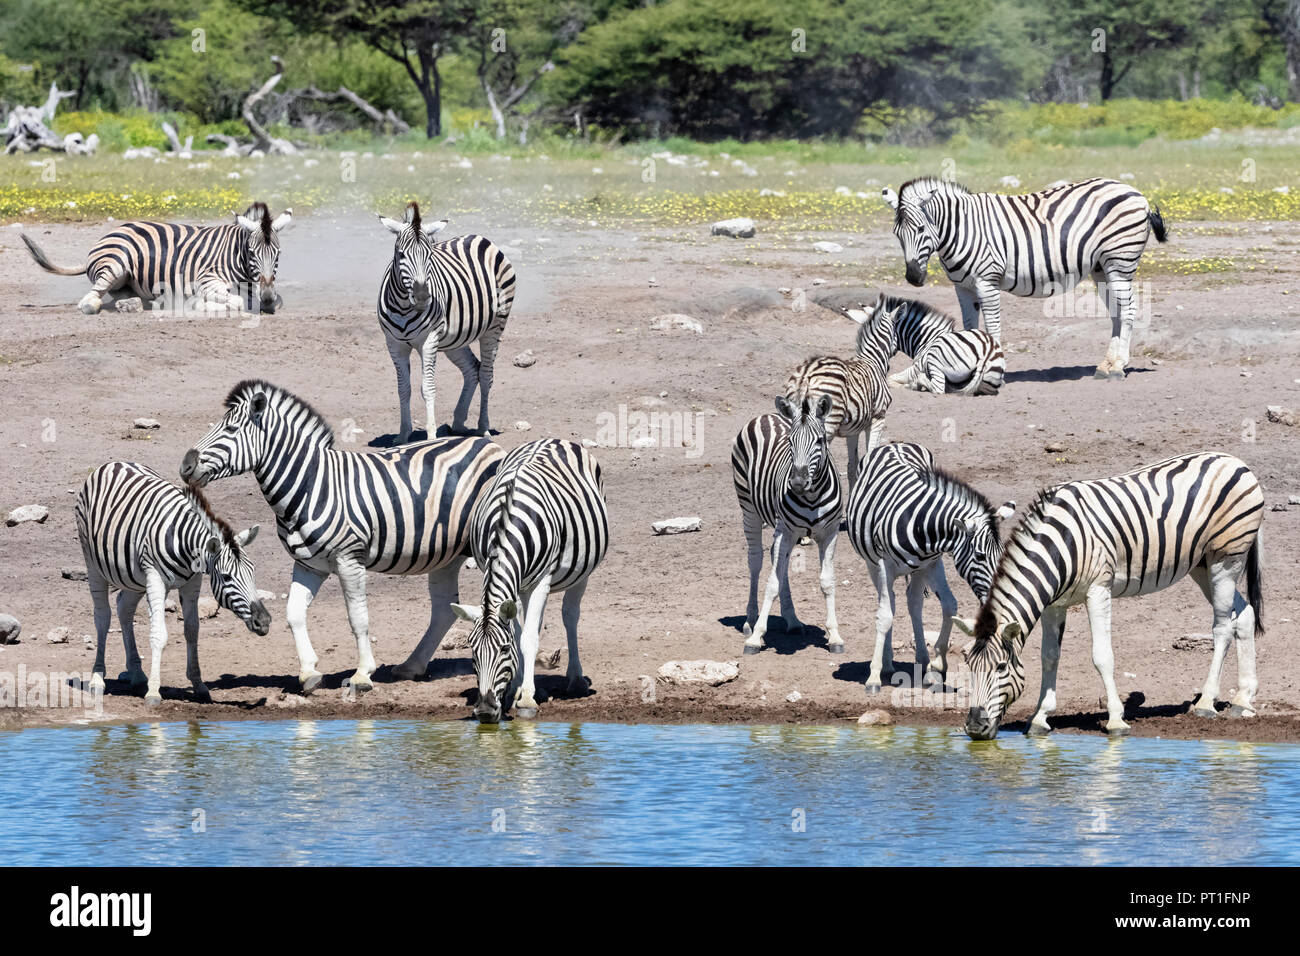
561;579;588;695
419;337;440;439
475;322;505;435
741;510;767;652
286;563;328;692
1084;583;1129;736
116;589;148;691
774;528;804;636
815;529;843;653
142;570;170;706
846;432;861;486
1190;557;1248;718
904;571;931;686
1229;563;1258;717
927;561;958;686
865;561;895;695
88;571;111;693
394;558;464;680
333;554;377;694
1093;266;1130;380
1028;605;1066;735
178;577;210;702
924;357;948;395
387;335;414;444
79;265;128;315
445;345;481;435
865;417;885;460
975;283;1002;343
514;575;552;718
955;285;981;332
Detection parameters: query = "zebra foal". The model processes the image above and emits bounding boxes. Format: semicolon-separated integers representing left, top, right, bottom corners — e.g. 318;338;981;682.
732;395;844;655
23;202;291;315
377;201;516;442
76;461;270;705
846;442;1014;693
451;439;610;723
180;380;503;693
882;177;1167;379
957;453;1265;739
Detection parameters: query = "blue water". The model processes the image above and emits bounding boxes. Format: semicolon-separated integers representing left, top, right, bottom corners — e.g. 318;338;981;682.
1;720;1295;865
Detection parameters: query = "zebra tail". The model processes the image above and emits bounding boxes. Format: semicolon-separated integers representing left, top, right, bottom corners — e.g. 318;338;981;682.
20;232;87;275
1148;204;1169;244
1246;534;1264;636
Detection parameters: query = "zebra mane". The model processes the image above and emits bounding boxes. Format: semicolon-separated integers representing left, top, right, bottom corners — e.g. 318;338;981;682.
483;443;546;600
181;482;240;551
405;201;421;232
873;294;954;331
895;177;970;225
976;484;1064;642
923;465;1000;534
244;202;273;242
223;379;335;448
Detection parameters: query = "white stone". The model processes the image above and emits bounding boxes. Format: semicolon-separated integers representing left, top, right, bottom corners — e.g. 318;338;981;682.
650;314;704;334
657;659;740;686
6;505;49;526
785;690;802;703
513;349;537;368
857;709;893;726
197;596;219;619
652;516;701;535
47;626;71;644
711;218;756;238
514;421;532;431
0;614;19;644
813;241;843;254
132;418;160;429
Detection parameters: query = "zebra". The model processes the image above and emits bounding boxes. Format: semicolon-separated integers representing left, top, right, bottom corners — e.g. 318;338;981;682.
179;379;503;693
22;202;291;315
783;311;891;483
377;201;517;443
846;442;1015;694
75;461;270;705
881;177;1167;379
955;453;1265;740
732;394;844;655
449;439;610;723
846;294;1005;396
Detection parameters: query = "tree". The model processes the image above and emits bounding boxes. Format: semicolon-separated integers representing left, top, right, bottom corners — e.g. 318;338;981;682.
1257;0;1300;99
1059;0;1200;100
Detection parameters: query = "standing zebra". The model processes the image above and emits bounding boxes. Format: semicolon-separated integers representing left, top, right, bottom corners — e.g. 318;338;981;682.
732;395;844;655
22;202;291;315
956;453;1264;739
846;294;1005;396
881;177;1167;379
76;461;270;705
846;442;1014;693
783;310;891;483
450;439;610;723
180;380;503;693
377;202;516;442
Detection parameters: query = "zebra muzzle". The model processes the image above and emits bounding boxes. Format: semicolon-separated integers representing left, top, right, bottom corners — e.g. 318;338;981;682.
475;688;502;723
180;449;201;484
965;706;997;740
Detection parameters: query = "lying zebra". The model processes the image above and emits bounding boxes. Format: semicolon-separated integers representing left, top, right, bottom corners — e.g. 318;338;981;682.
22;202;291;315
76;461;270;705
847;442;1014;694
451;439;610;722
957;452;1264;739
846;294;1005;396
733;395;843;655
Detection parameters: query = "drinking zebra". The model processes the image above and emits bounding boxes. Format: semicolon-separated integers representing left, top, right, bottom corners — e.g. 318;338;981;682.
450;439;610;723
377;202;516;443
22;202;291;315
847;442;1015;693
732;395;844;655
881;177;1167;379
75;461;270;705
783;311;891;482
956;453;1264;739
179;380;503;693
845;294;1005;396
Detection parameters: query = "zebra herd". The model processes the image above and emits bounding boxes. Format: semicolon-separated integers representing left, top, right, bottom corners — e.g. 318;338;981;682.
28;175;1269;738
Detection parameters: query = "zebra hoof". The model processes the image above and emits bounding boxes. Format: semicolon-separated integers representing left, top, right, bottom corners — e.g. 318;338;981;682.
191;686;212;704
1107;369;1126;381
1192;705;1217;720
742;642;763;655
865;680;882;696
1026;722;1052;737
145;693;163;708
89;673;105;693
1105;723;1130;737
1092;366;1110;380
347;677;373;695
300;670;323;694
391;663;426;681
516;705;538;720
1226;705;1254;719
826;642;846;655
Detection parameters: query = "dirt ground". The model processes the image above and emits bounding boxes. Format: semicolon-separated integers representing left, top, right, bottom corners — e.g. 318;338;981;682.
1;212;1298;741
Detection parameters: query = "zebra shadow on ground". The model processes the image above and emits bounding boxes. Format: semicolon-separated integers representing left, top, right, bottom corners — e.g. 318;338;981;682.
367;425;499;448
1004;364;1155;384
830;659;959;695
716;615;842;655
996;692;1210;735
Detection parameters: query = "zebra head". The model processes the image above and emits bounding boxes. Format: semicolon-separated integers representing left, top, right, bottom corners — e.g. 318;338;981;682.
235;203;291;314
883;180;942;287
775;393;832;494
450;597;519;724
956;606;1028;740
182;383;275;486
204;526;272;636
379;202;448;310
948;500;1017;604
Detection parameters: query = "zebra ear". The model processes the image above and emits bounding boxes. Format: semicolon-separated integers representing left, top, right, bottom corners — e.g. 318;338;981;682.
249;391;268;427
235;525;259;547
1001;622;1022;645
953;617;976;636
843;307;869;325
995;501;1016;520
422;219;448;237
236;213;259;232
270;210;293;232
205;535;222;556
774;395;796;421
499;599;519;621
881;187;899;210
379;216;405;234
811;393;832;421
450;603;482;622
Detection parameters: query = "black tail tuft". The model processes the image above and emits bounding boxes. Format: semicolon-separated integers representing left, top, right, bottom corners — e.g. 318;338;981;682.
1148;204;1168;244
1246;535;1264;636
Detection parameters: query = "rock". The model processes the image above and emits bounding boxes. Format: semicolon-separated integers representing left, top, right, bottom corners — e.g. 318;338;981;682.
652;516;701;535
650;314;704;334
998;175;1021;188
1173;633;1213;651
0;613;19;644
1272;503;1288;512
47;626;71;644
61;567;88;582
1289;495;1300;506
785;690;803;703
813;241;844;254
513;349;536;369
197;596;219;619
657;660;740;686
710;218;756;239
857;709;893;726
1266;405;1298;426
132;418;161;429
1044;442;1067;453
6;505;49;526
514;421;532;431
272;693;308;709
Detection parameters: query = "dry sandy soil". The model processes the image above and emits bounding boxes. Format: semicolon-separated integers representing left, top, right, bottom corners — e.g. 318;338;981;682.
1;212;1298;741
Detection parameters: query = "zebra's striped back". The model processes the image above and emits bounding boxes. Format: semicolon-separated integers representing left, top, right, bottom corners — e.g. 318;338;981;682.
732;405;841;538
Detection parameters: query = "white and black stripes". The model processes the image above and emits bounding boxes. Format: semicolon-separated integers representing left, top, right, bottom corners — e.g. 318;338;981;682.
180;379;504;693
960;452;1265;739
377;201;517;442
854;294;1005;396
23;202;290;315
882;177;1167;378
451;439;610;722
75;461;269;704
